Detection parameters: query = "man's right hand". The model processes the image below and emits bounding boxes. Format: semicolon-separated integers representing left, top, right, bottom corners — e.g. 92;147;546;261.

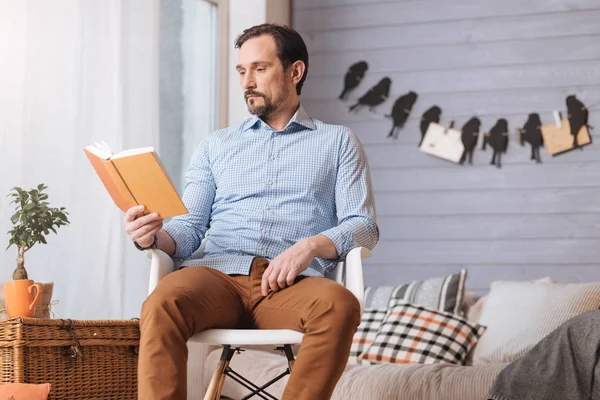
124;205;164;248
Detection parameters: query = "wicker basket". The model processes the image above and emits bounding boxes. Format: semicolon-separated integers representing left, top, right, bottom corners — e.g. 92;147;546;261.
0;317;140;399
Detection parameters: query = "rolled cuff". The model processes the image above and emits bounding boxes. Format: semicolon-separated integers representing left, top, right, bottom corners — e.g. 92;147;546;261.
163;222;196;261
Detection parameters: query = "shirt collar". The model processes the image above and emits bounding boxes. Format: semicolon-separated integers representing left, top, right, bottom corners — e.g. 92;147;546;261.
242;104;316;132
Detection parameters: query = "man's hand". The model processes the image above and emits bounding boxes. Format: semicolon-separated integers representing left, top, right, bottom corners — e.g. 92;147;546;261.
261;239;315;296
124;205;164;247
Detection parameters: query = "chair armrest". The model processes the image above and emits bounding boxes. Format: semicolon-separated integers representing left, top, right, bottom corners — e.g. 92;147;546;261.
147;249;175;295
344;247;372;316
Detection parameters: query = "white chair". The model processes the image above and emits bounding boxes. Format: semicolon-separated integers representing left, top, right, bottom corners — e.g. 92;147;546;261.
147;247;371;400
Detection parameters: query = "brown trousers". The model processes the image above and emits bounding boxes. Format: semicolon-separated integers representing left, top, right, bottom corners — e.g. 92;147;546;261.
138;258;361;400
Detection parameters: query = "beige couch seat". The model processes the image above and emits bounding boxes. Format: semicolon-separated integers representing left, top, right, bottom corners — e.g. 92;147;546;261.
204;346;508;400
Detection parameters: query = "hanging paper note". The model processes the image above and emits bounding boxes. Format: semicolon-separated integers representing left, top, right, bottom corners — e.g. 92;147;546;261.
419;122;465;163
540;118;590;156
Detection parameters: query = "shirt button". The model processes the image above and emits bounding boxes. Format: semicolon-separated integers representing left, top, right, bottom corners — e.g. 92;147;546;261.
268;180;273;186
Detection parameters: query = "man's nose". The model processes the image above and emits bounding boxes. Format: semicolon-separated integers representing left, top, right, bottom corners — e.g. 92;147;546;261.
242;72;256;90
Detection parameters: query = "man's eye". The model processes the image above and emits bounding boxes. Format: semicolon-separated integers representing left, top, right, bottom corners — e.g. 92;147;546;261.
257;68;265;72
238;71;245;75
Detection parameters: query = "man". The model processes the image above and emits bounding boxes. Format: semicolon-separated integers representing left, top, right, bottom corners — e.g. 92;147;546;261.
124;24;378;400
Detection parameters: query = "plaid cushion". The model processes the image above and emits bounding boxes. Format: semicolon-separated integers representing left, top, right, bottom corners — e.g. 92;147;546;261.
359;300;486;365
348;308;387;365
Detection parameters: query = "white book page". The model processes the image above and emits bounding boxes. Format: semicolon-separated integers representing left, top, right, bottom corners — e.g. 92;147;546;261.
111;146;155;159
95;140;114;154
84;144;112;160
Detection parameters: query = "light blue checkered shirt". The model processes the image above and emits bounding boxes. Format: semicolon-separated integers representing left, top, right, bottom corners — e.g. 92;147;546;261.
163;105;379;277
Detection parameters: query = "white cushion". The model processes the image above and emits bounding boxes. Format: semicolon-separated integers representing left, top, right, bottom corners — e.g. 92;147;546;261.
190;329;303;346
466;276;555;323
473;280;600;364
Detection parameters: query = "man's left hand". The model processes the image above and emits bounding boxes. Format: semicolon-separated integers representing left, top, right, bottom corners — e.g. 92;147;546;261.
261;239;314;296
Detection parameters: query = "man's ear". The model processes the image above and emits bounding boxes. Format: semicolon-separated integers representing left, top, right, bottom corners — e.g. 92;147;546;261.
290;60;305;86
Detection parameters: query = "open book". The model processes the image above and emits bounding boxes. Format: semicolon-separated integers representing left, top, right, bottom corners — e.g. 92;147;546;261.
83;140;188;218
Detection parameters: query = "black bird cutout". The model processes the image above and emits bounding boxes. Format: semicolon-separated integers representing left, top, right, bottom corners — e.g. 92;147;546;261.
459;117;481;165
338;61;369;101
519;113;543;163
386;91;418;139
483;119;509;168
349;77;392;113
419;106;442;146
566;95;589;150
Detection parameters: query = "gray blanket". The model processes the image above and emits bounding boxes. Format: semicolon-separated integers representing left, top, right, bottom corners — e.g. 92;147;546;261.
488;310;600;400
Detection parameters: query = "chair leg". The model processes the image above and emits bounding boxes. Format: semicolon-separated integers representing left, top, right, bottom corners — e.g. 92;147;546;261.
282;344;295;373
204;345;235;400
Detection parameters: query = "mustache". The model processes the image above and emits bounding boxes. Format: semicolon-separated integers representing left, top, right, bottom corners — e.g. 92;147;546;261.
245;90;266;100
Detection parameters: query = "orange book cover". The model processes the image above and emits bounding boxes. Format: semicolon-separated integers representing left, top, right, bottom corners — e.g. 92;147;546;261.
83;142;188;218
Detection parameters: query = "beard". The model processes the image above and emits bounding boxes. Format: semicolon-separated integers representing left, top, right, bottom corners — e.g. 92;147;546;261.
245;88;287;118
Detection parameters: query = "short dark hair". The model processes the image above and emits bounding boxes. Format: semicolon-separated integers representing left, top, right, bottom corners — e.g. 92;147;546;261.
235;24;309;96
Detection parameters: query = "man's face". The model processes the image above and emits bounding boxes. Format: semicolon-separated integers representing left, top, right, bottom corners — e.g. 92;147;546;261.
236;35;291;118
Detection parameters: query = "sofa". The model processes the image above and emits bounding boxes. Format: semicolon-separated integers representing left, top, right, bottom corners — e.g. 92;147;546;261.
198;271;600;400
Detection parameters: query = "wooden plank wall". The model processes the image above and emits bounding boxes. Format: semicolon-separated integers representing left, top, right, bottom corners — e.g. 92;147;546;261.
292;0;600;294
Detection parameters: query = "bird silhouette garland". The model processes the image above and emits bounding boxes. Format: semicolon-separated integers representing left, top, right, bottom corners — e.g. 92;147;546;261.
483;119;509;168
337;61;594;168
339;61;369;101
519;113;544;163
566;94;590;150
420;106;442;147
460;117;481;165
349;77;392;113
386;91;418;139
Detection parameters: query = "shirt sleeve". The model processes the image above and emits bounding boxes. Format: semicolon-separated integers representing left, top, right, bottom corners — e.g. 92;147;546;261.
163;136;215;261
320;128;379;261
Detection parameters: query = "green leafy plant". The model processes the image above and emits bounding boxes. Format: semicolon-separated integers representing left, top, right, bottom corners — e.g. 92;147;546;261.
6;184;70;280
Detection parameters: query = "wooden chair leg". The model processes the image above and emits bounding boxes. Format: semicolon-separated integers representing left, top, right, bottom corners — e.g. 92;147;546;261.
204;345;235;400
282;344;295;373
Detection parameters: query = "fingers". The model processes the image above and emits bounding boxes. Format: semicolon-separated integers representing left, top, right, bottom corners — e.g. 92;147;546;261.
125;211;163;238
269;269;281;293
135;223;162;247
262;265;283;296
131;219;163;242
261;263;294;297
286;269;298;287
277;270;288;289
124;205;145;223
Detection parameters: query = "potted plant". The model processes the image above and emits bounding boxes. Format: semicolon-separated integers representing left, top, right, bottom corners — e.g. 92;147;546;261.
3;184;69;318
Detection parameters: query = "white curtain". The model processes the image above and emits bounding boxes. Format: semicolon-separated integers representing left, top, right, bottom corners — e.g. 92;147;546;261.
0;0;160;320
181;0;218;190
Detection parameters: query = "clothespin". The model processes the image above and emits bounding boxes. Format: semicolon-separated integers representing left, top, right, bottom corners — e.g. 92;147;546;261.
553;110;562;129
